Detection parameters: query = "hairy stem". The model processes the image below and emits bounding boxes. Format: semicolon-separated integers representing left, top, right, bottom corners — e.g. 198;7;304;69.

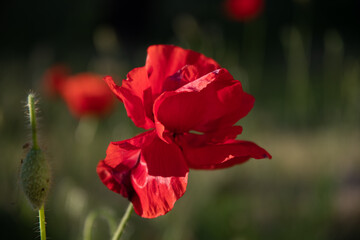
38;205;46;240
27;93;38;149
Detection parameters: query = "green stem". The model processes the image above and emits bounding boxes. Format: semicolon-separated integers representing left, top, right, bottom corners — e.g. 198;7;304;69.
111;203;133;240
38;205;47;240
83;209;117;240
27;93;39;149
83;211;97;240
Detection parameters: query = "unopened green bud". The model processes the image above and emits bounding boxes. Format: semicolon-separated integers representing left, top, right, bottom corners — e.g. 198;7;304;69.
20;147;51;210
20;93;51;210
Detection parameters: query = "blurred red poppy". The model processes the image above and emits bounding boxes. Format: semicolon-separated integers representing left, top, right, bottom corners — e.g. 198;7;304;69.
42;64;70;97
224;0;264;21
97;45;271;218
60;73;115;118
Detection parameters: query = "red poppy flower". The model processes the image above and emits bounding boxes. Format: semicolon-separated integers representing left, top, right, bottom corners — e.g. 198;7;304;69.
60;73;115;118
43;64;70;97
224;0;264;21
97;45;271;218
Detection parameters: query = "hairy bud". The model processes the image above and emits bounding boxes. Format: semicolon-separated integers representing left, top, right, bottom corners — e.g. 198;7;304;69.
20;147;51;209
20;93;51;210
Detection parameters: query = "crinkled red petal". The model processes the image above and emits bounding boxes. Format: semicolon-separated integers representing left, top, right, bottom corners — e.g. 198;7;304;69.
97;160;135;199
104;45;219;129
96;131;152;199
130;131;189;218
178;133;271;169
162;65;200;92
184;126;243;145
97;130;189;218
146;45;220;95
154;68;254;140
104;75;154;129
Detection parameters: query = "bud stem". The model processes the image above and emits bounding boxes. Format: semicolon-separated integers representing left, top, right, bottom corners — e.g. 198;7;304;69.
27;94;47;239
111;203;133;240
28;93;39;149
39;205;47;240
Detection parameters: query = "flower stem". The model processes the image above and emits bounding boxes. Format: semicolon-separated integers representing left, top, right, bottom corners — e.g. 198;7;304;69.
83;211;97;240
75;117;98;145
38;205;47;240
27;93;39;149
83;209;117;240
111;203;133;240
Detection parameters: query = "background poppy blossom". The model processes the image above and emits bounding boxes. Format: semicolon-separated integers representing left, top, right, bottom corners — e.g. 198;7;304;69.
44;66;116;118
60;73;116;118
224;0;264;21
97;45;271;218
42;64;70;97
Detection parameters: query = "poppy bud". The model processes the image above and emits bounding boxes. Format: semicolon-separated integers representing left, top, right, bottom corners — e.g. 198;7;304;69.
20;93;51;210
20;147;51;209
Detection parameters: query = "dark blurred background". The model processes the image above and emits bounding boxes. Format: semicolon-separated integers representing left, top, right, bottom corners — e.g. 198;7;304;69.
1;0;360;239
1;0;360;52
1;0;360;125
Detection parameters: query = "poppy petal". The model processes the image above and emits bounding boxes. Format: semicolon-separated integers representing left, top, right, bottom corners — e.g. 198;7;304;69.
96;131;153;199
97;160;135;199
154;68;254;139
104;75;155;129
162;65;200;92
178;134;271;169
146;45;220;95
105;45;219;129
130;131;189;218
184;126;243;145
